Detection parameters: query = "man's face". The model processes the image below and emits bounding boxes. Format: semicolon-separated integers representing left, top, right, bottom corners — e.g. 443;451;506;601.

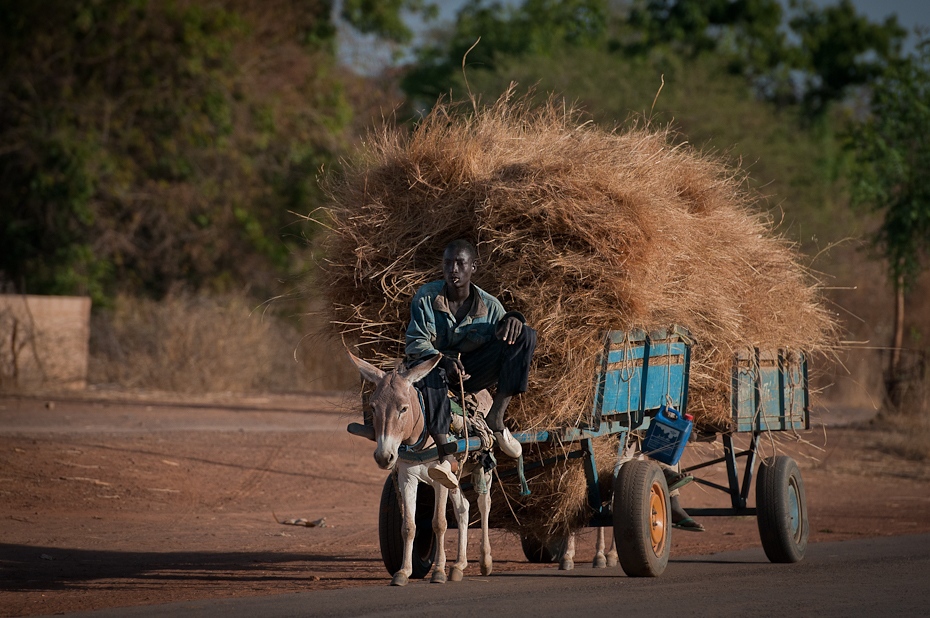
442;247;476;293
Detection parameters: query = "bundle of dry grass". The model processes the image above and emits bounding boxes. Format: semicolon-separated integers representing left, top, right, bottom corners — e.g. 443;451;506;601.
315;91;836;535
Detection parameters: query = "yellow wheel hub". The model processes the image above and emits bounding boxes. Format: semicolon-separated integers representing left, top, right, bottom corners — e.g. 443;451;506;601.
649;481;668;555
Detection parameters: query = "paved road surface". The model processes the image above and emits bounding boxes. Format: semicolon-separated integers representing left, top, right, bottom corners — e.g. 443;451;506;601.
54;533;930;618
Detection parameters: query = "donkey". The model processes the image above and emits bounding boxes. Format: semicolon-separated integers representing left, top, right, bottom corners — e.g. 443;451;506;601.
349;352;494;586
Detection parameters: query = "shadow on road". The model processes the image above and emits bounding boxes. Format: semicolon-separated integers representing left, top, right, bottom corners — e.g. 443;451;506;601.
0;544;383;593
671;557;768;565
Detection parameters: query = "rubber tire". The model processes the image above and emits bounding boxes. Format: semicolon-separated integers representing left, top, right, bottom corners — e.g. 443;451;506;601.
613;460;671;577
520;534;567;564
378;474;436;578
756;455;808;563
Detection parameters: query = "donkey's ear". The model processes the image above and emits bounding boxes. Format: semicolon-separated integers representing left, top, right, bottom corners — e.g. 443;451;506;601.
347;351;385;384
401;354;442;384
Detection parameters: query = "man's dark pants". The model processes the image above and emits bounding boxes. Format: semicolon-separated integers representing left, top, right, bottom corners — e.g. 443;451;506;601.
413;326;537;442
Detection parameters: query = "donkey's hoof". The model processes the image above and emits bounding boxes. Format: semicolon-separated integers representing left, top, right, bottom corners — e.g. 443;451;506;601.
480;561;493;576
390;572;409;586
593;553;607;569
558;559;574;571
449;566;464;582
606;552;619;568
430;569;447;584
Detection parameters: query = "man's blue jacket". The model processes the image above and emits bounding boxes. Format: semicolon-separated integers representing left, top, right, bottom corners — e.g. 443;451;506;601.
405;281;522;361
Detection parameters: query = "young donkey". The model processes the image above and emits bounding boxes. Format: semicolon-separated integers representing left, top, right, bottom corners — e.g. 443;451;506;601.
349;352;494;586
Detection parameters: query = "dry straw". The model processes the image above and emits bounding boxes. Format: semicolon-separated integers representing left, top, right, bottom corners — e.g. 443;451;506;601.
315;91;837;535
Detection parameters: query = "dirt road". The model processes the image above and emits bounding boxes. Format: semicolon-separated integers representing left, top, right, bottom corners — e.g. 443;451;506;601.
2;393;929;617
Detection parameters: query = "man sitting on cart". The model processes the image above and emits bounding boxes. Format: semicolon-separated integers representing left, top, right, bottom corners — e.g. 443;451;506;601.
405;239;537;489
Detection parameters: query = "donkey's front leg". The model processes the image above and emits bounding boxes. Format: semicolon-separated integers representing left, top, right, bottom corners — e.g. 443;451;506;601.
392;470;418;586
477;471;492;576
429;483;450;584
445;485;470;581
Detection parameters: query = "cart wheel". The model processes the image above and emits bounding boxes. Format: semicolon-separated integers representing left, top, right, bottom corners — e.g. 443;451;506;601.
378;474;436;578
756;455;808;563
520;534;567;564
613;460;670;577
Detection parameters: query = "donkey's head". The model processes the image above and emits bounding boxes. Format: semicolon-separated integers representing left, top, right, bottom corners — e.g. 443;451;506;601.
348;352;441;470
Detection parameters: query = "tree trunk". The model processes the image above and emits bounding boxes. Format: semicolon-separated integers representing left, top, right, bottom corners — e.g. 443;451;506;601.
887;273;906;410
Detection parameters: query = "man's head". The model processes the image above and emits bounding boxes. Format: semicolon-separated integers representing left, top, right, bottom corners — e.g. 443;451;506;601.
442;239;477;294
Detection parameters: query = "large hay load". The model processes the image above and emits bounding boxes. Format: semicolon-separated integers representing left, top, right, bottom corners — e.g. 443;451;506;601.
317;93;835;536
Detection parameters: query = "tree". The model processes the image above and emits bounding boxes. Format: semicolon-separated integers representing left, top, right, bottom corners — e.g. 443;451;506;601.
341;0;438;44
625;0;906;115
847;37;930;409
402;0;608;105
403;0;906;123
789;0;906;119
0;0;431;305
626;0;789;74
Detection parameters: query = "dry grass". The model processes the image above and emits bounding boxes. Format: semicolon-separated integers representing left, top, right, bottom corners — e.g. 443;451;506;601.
88;294;344;393
877;427;930;462
314;91;838;534
0;305;44;391
875;356;930;462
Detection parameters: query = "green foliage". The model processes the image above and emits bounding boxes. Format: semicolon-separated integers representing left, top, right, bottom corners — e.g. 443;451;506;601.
789;0;906;117
341;0;438;44
402;0;608;104
0;0;372;304
625;0;906;115
847;38;930;288
408;0;906;122
627;0;789;74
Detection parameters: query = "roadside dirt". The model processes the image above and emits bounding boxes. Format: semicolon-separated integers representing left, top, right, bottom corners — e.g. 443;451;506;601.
2;393;929;617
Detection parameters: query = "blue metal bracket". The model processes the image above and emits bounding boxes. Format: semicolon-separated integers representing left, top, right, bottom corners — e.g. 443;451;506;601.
683;431;761;516
723;433;743;510
580;438;601;515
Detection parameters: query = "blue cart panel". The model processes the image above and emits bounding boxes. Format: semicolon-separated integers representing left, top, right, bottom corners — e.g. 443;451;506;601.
731;348;809;432
591;325;692;427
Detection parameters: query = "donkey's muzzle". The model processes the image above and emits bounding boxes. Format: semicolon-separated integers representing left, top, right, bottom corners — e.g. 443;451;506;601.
374;448;397;470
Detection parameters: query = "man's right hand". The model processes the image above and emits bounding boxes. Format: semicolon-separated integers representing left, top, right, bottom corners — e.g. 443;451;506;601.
440;354;470;383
